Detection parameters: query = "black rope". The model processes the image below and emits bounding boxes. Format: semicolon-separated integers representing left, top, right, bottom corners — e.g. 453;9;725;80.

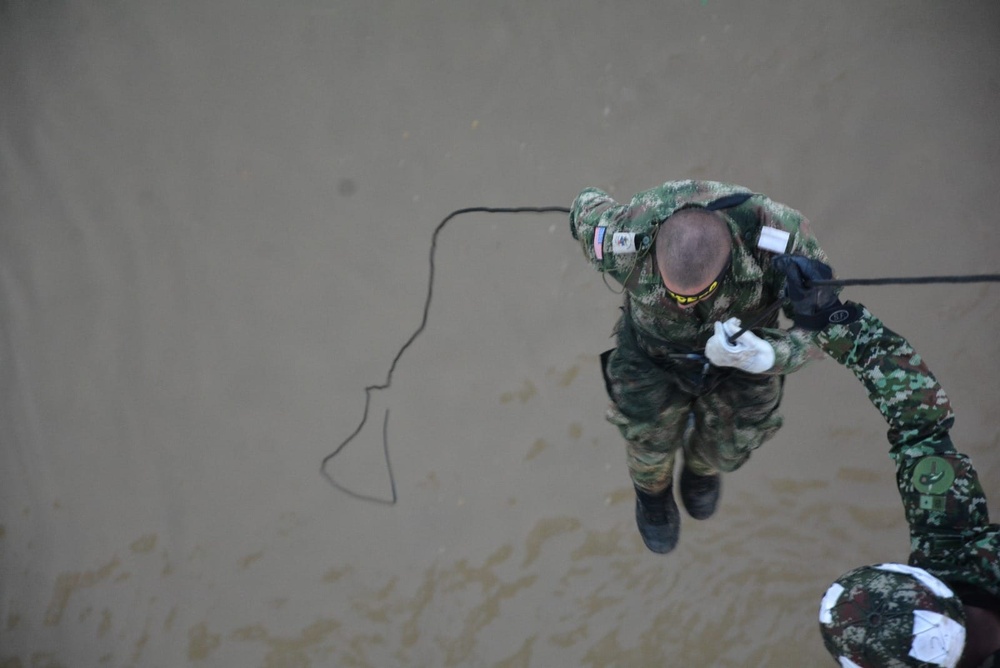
321;206;571;504
323;204;998;503
811;274;1000;286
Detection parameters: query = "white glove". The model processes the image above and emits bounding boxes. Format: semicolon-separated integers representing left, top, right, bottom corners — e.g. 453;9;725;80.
704;317;775;374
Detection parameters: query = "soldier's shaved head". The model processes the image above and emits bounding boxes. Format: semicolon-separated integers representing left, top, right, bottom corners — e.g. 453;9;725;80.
655;207;732;292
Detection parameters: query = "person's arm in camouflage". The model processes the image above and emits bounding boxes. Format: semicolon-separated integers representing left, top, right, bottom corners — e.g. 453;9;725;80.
739;194;833;375
816;306;993;571
774;253;994;569
568;188;629;283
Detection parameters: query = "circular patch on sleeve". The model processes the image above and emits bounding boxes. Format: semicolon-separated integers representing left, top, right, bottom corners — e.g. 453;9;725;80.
912;457;956;495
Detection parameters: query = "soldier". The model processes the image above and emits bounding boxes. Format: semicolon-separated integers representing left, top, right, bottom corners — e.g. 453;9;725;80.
774;255;1000;668
569;180;834;553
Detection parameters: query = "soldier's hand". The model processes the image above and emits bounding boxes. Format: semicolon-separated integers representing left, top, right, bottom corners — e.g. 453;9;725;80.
773;254;860;330
704;318;775;374
773;254;838;314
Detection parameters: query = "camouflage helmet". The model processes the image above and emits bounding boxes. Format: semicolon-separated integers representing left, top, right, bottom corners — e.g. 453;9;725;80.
818;563;966;667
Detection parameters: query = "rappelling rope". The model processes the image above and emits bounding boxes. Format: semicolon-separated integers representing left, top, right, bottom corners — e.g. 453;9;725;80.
321;206;571;504
322;205;1000;503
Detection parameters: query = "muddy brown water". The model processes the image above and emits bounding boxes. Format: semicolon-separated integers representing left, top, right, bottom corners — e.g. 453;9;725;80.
2;2;998;666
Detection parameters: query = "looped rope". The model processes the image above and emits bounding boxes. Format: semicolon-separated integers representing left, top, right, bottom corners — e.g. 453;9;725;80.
321;207;570;504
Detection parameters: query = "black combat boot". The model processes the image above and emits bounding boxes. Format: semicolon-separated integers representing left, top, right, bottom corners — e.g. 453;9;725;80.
634;484;680;554
679;468;721;520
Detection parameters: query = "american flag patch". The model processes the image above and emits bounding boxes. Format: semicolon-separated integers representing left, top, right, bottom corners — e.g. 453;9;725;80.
594;226;606;260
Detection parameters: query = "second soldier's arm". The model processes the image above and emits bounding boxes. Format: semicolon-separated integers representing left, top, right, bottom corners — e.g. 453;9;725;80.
775;255;992;569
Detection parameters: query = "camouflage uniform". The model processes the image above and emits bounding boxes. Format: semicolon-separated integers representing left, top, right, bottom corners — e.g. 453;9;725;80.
569;180;830;491
816;305;999;603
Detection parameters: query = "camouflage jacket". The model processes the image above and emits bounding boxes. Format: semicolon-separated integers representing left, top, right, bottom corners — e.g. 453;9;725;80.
817;305;1000;602
569;180;830;375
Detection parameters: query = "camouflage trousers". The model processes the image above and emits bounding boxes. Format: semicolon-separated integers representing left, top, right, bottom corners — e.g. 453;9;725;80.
602;314;784;494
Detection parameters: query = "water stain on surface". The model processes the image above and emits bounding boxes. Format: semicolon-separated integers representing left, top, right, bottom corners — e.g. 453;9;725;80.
547;364;580;388
550;623;588;648
846;504;902;530
493;635;535;668
570;526;630;560
604;487;632;506
322;566;351;583
25;653;64;668
230;618;341;668
578;589;623;617
524;438;548;461
44;556;121;626
769;477;829;495
836;466;882;483
499;380;537;404
187;622;221;661
164;607;177;632
522;517;580;568
97;609;112;638
356;577;398;623
129;620;150;665
440;572;538;667
239;551;264;570
417;471;440;490
568;422;582;439
160;551;174;578
129;534;157;554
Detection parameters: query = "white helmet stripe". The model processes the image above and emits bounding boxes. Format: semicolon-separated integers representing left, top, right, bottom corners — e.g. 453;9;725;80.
874;563;956;599
819;582;846;625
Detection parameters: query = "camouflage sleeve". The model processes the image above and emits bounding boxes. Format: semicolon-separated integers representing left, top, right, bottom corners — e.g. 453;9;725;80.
747;195;832;375
814;304;954;455
815;305;994;573
569;187;651;286
569;188;616;265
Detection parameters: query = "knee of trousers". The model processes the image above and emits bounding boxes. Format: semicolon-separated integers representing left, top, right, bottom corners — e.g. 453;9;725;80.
606;405;688;452
689;413;784;473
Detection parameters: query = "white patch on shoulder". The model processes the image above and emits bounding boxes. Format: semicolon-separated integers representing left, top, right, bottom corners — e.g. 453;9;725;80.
757;227;790;253
611;232;637;254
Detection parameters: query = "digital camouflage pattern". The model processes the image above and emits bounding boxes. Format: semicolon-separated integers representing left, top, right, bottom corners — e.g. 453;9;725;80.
820;564;967;668
817;305;999;600
570;180;829;490
817;305;1000;666
605;311;783;488
570;180;832;373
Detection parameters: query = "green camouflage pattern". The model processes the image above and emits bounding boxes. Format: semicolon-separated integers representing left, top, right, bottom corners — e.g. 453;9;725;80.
571;180;825;492
605;312;783;489
817;305;999;600
570;180;832;373
820;564;967;667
